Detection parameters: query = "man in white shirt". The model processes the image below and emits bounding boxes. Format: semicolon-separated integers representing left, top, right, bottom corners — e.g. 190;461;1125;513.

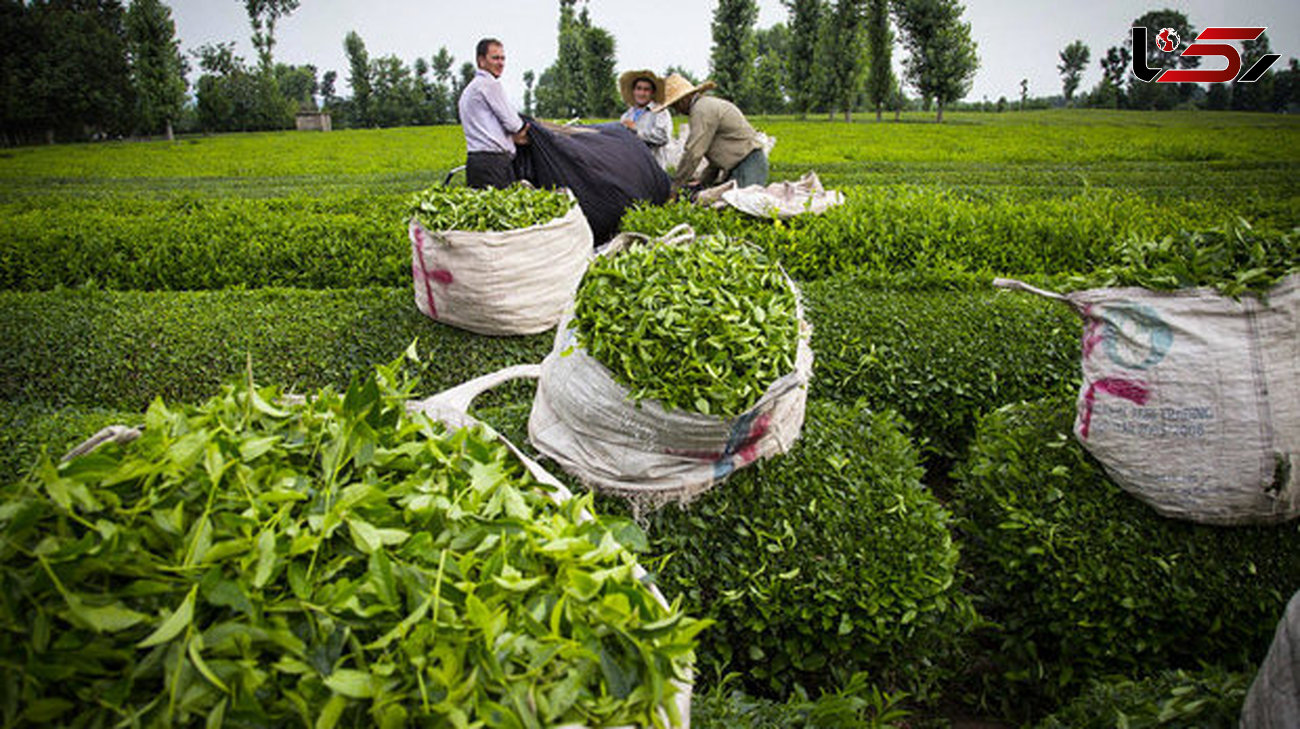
458;38;529;189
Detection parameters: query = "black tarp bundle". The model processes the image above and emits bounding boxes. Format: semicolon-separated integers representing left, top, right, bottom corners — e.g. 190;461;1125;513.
513;117;670;245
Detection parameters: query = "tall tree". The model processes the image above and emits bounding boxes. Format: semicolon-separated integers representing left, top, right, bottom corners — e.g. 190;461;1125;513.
430;47;454;123
320;70;338;108
1205;82;1230;110
1019;78;1028;109
895;0;978;122
1274;58;1300;113
126;0;187;140
580;9;618;116
413;56;433;124
865;0;893;121
553;0;585;116
819;0;868;122
523;69;535;116
537;1;620;118
710;0;758;103
240;0;298;129
1127;9;1198;110
1094;45;1130;109
0;1;39;144
193;42;259;131
275;62;316;111
243;0;298;72
1233;31;1275;111
1057;40;1089;104
344;30;371;127
31;0;135;141
370;54;418;127
783;0;823;118
749;24;790;114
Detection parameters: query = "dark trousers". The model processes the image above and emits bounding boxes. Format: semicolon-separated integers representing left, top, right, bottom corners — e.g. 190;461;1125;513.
466;151;515;189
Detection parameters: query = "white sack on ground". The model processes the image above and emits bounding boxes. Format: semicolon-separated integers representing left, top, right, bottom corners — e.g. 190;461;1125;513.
696;171;846;219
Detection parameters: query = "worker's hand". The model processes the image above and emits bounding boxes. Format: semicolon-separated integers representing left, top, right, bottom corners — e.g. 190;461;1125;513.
621;119;636;130
512;123;530;146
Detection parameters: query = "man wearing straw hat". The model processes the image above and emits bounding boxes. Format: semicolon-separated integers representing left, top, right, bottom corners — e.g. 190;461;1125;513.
653;72;768;191
458;37;530;189
618;70;674;170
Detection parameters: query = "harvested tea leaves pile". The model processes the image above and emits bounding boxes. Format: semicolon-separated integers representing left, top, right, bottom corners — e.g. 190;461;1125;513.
408;183;573;232
571;236;800;417
1060;221;1299;299
0;360;703;728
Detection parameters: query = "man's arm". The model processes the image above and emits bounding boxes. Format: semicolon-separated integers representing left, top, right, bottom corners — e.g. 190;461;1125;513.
673;106;717;187
482;80;524;135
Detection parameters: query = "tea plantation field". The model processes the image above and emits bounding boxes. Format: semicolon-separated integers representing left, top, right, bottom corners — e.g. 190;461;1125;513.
2;110;1299;727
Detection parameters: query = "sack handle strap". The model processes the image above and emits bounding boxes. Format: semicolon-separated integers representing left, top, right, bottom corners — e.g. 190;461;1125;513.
993;277;1069;302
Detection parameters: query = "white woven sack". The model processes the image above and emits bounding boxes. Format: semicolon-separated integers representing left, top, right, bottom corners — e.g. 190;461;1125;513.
409;195;592;336
528;229;814;511
996;275;1300;525
697;171;846;219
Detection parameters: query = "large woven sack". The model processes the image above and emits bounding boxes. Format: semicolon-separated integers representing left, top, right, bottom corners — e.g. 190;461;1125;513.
695;171;846;219
64;366;693;728
528;228;814;512
409;195;592;336
996;275;1300;525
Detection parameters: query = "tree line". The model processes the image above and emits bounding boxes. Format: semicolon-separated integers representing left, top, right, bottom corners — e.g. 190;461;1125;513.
2;1;1296;146
1052;10;1300;113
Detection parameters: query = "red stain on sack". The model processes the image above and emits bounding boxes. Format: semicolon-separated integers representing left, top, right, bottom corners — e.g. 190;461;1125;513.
1078;377;1152;439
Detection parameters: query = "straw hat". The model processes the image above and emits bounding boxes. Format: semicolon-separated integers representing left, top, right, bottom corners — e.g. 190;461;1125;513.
651;73;717;112
618;69;665;108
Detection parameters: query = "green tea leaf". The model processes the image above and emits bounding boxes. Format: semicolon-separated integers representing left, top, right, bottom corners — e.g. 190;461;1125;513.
137;585;197;648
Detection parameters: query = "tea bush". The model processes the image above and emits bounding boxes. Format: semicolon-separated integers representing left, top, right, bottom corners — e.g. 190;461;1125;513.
5;185;1297;293
1034;665;1252;729
950;396;1300;721
614;400;972;702
0;288;551;410
619;187;1265;282
0;192;408;291
802;274;1081;462
3;282;1082;470
691;674;910;728
0;402;138;479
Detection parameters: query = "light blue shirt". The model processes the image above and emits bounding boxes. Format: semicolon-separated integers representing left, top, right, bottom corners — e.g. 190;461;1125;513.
459;69;524;156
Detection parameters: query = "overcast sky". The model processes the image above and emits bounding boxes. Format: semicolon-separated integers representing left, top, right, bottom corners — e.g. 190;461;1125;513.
169;0;1300;108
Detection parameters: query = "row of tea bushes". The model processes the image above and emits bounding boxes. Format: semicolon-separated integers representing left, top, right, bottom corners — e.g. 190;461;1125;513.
621;186;1287;282
0;193;408;291
950;397;1300;722
8;184;1298;292
1;281;1080;467
0;287;552;409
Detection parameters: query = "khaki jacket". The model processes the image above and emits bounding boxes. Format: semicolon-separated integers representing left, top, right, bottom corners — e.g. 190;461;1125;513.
673;95;762;186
